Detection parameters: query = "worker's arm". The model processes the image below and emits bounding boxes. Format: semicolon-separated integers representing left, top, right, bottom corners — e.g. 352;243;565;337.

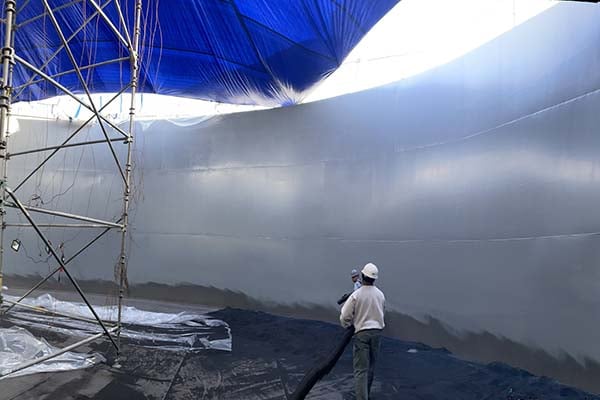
339;293;355;328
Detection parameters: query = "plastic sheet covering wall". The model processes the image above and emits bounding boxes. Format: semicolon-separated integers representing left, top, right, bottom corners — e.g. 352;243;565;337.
4;1;600;367
4;0;398;105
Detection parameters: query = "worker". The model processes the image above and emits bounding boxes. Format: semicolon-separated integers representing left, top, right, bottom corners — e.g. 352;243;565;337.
339;263;385;400
351;269;362;291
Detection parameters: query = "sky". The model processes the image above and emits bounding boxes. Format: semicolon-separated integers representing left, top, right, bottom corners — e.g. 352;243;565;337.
11;0;556;121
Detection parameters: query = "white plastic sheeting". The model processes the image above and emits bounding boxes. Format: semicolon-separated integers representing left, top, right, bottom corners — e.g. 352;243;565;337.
0;326;103;379
4;294;232;352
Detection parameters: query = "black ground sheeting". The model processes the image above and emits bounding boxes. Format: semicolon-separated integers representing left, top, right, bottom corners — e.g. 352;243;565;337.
2;307;598;400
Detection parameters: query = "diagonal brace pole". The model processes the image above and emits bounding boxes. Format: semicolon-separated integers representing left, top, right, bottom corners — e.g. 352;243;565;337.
14;84;130;193
14;0;111;99
41;0;127;187
5;187;119;351
2;219;120;315
0;327;118;379
14;55;130;139
112;0;132;50
87;0;129;49
16;0;82;28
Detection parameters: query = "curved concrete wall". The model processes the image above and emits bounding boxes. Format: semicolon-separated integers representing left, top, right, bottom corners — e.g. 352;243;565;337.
4;0;600;384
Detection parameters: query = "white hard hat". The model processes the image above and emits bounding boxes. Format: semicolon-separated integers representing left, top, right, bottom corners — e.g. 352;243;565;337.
361;263;378;280
351;269;359;277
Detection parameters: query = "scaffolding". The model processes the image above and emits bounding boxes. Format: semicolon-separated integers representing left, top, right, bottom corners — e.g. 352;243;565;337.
0;0;142;376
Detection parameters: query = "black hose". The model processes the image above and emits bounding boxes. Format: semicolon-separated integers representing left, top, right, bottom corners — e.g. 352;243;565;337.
290;326;355;400
337;293;350;305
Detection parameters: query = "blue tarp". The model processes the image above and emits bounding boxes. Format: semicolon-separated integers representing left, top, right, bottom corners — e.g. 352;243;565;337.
7;0;399;105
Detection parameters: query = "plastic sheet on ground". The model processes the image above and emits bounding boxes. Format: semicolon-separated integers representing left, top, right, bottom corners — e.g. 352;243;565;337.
0;326;104;379
3;294;231;352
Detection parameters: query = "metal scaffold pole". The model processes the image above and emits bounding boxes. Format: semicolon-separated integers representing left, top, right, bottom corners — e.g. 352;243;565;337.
0;0;144;378
0;0;16;305
116;0;142;362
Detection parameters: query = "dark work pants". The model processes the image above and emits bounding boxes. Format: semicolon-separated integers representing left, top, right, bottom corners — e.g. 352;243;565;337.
353;329;382;400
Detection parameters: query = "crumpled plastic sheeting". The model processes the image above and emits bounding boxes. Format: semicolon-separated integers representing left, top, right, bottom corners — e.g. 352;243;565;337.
7;0;399;105
0;326;104;379
4;294;231;352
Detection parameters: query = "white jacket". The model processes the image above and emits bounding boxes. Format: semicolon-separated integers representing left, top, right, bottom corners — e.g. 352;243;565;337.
340;285;385;332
